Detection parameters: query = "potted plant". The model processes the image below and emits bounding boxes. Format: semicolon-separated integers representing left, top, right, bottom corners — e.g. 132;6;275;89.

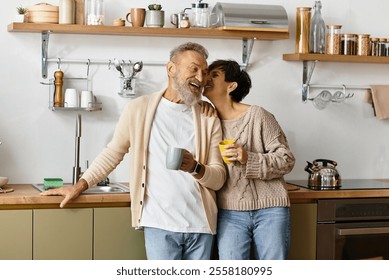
145;4;164;27
15;5;28;23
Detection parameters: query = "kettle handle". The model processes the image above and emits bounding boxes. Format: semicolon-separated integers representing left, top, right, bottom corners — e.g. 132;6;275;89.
313;159;337;167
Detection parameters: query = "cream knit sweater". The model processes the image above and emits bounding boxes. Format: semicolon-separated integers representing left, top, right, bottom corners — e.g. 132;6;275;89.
218;105;295;210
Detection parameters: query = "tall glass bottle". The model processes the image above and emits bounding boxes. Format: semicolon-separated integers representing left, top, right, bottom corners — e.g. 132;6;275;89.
309;1;326;53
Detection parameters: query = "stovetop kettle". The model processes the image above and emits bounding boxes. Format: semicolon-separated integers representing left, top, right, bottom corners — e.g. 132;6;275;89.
305;159;342;189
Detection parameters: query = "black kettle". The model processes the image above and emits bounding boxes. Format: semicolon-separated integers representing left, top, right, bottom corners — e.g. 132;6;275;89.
305;159;342;189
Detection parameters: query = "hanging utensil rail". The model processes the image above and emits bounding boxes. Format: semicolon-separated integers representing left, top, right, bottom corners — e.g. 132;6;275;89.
46;58;166;67
302;60;371;102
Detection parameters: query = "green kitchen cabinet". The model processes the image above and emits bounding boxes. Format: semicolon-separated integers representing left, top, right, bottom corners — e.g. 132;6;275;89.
289;203;317;260
33;208;93;260
0;210;33;260
93;207;146;260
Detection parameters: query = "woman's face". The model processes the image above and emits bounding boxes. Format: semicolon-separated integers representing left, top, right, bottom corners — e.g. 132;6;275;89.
203;68;230;102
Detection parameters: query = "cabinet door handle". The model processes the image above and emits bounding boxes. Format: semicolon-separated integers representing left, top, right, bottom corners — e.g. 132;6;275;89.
337;227;389;236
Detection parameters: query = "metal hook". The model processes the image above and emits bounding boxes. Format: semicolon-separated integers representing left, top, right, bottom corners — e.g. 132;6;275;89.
86;59;91;78
57;57;61;70
342;84;347;96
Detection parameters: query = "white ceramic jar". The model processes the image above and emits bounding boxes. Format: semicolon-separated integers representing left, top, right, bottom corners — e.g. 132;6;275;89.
59;0;75;24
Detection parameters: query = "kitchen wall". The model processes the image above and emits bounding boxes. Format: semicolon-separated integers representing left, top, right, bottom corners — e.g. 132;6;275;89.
1;0;388;184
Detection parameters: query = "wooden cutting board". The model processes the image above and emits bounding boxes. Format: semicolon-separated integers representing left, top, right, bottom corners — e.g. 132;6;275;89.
75;0;85;25
287;185;300;191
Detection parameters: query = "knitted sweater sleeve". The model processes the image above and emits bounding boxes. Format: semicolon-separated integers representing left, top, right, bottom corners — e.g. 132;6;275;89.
244;108;295;180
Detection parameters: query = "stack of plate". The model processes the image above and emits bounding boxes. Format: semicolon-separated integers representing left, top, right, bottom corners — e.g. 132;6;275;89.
27;2;59;24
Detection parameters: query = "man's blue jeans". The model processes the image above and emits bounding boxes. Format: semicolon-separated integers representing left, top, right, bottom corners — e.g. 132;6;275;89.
217;207;290;260
143;227;214;260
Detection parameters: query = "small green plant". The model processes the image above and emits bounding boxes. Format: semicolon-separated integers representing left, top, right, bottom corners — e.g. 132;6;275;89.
148;4;162;10
16;5;28;15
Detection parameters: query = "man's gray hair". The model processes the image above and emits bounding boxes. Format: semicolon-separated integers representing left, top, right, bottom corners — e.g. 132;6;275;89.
170;42;209;61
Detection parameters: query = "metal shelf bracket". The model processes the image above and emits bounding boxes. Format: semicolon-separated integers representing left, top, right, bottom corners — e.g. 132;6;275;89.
242;38;255;70
42;31;50;79
302;60;317;102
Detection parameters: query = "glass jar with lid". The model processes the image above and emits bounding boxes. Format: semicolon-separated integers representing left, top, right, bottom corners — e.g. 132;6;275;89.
386;39;389;56
370;37;379;56
326;25;342;55
86;0;104;25
295;7;312;53
341;34;356;55
377;38;387;56
357;34;370;56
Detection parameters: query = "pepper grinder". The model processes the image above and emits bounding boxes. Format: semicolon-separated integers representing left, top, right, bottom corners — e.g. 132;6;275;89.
54;70;64;107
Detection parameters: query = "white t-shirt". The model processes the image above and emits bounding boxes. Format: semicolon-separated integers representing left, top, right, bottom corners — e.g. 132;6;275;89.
140;98;209;233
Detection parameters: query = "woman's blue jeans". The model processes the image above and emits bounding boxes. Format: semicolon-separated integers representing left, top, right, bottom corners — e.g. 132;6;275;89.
143;227;214;260
217;207;290;260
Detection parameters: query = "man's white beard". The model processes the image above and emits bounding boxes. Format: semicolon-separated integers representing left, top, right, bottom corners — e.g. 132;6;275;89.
173;74;201;106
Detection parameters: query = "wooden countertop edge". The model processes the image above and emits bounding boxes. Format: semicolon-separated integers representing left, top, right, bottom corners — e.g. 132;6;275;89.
2;183;389;209
0;184;131;209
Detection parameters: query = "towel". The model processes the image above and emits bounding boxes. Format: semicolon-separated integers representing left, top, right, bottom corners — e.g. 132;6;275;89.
364;85;389;120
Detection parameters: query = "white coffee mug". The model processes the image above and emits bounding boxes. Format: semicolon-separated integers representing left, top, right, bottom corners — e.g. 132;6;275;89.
80;90;94;108
166;146;184;170
64;88;79;107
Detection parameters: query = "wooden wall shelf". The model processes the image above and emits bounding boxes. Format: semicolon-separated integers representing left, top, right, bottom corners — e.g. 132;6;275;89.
8;23;289;78
283;53;389;64
8;23;289;40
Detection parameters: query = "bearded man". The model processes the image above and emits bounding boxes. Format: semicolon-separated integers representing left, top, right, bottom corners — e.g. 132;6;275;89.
42;42;226;260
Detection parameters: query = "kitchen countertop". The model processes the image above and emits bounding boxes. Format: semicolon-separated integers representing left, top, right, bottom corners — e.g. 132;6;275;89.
2;182;389;209
0;184;131;210
287;179;389;203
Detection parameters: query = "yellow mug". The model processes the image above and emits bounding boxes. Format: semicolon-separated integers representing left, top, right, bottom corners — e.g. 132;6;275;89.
218;139;235;164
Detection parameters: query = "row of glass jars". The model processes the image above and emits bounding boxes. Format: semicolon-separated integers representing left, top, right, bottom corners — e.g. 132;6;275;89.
326;24;389;56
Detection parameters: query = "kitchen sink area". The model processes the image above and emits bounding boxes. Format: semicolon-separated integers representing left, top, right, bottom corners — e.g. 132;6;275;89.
32;183;129;194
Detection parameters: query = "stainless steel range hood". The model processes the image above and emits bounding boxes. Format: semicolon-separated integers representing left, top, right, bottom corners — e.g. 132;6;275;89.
211;2;288;31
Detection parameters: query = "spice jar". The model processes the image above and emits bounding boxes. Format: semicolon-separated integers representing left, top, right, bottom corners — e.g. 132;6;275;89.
295;7;312;54
326;25;342;55
357;34;370;56
385;38;389;56
377;38;386;56
370;37;379;56
179;14;191;28
341;34;356;55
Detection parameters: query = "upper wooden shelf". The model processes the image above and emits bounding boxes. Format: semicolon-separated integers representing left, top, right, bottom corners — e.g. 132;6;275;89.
283;53;389;64
8;22;289;40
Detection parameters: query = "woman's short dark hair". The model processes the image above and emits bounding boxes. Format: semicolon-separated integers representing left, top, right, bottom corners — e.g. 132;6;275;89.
208;60;252;102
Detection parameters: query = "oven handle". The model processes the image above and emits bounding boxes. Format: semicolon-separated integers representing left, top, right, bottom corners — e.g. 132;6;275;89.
337;227;389;236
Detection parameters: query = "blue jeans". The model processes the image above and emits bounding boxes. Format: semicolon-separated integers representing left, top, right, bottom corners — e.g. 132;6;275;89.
217;207;290;260
143;227;214;260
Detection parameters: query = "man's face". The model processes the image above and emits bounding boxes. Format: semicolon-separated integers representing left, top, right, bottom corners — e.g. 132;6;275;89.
171;51;208;105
